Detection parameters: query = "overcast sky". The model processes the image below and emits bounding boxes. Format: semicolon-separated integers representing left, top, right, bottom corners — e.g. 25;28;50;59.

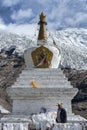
0;0;87;35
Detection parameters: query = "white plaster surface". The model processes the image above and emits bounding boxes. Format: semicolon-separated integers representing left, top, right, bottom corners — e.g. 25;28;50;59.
11;69;72;88
24;45;61;68
6;68;78;115
12;98;72;114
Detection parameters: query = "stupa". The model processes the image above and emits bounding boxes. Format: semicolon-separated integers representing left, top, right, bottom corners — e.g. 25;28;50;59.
7;12;76;115
0;12;87;130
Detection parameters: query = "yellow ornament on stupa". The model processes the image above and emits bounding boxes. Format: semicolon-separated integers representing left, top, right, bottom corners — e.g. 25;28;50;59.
38;12;47;41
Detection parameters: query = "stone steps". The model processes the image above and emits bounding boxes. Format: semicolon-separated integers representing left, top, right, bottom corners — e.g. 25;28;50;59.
15;76;70;83
19;72;65;77
17;77;67;81
18;74;66;80
7;87;77;96
19;69;66;80
13;82;71;88
16;79;70;85
13;68;71;88
20;73;64;77
23;68;62;72
21;69;64;76
17;74;67;81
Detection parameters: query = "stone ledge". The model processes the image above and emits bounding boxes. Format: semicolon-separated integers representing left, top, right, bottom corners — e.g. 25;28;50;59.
7;87;78;99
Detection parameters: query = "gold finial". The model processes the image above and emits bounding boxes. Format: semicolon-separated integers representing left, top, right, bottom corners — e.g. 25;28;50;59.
38;12;47;41
40;12;46;22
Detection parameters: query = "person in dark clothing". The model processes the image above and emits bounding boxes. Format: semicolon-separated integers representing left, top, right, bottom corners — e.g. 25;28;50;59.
56;103;67;123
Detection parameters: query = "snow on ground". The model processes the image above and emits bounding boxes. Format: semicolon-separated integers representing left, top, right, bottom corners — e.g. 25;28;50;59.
0;105;10;113
0;28;87;69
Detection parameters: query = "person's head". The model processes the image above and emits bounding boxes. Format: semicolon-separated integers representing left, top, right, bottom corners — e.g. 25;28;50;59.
57;103;63;108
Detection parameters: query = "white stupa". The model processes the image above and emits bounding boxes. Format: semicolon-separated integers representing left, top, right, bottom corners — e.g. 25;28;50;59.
7;12;76;115
0;12;87;130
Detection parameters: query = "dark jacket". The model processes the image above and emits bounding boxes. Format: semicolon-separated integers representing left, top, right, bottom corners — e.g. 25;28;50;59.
56;108;67;123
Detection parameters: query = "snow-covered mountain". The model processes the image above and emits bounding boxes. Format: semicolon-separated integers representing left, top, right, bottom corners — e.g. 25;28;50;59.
52;28;87;70
0;30;36;55
0;28;87;70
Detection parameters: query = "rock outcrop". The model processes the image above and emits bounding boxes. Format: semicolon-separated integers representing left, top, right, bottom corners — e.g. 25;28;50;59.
0;52;25;114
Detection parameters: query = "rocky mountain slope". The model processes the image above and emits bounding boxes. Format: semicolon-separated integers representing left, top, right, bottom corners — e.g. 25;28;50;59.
63;69;87;119
0;52;25;115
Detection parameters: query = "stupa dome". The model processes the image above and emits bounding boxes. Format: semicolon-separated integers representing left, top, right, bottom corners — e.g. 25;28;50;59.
24;12;61;68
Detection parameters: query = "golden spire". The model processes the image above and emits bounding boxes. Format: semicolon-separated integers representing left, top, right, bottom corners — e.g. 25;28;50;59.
38;12;47;41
